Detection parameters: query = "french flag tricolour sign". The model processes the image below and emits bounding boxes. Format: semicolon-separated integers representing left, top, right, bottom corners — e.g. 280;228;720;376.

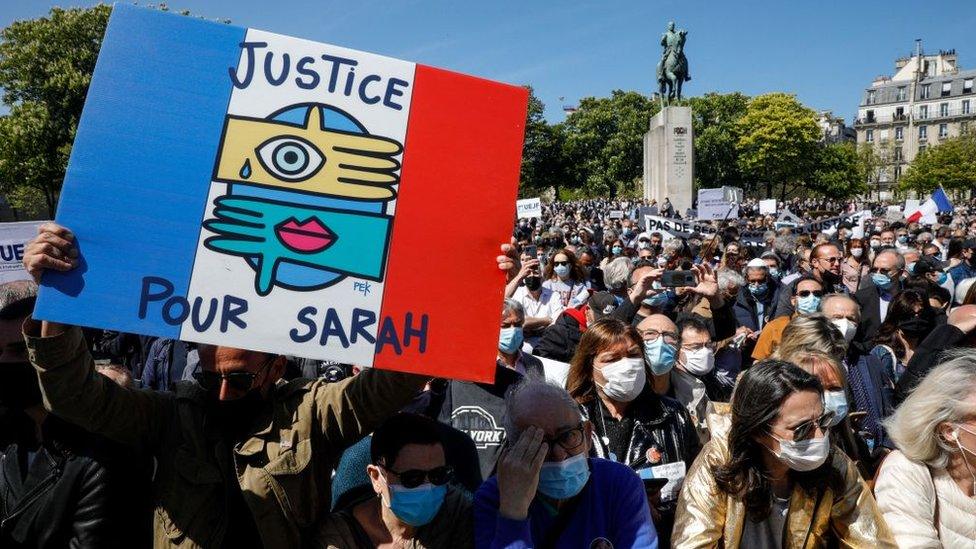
35;4;528;383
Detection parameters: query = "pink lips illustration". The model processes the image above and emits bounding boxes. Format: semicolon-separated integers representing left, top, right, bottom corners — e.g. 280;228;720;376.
275;217;335;253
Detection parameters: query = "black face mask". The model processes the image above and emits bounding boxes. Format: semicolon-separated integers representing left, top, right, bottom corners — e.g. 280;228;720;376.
209;389;267;440
0;361;43;411
898;316;934;337
524;276;542;291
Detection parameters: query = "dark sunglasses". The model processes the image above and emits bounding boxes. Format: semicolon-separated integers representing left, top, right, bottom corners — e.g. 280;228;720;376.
868;267;895;274
796;290;824;298
552;260;570;266
193;356;275;393
380;464;454;488
789;411;836;441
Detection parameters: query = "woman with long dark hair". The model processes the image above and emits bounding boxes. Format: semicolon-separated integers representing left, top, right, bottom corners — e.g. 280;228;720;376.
869;288;936;388
541;248;589;309
841;237;869;293
672;360;894;547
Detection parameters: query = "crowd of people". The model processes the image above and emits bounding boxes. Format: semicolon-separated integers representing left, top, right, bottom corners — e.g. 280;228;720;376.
3;194;976;548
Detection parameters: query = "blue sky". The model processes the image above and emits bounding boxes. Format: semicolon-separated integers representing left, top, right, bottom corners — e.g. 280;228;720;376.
2;0;975;123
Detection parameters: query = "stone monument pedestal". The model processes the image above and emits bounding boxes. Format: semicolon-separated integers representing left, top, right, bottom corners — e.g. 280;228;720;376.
643;106;693;216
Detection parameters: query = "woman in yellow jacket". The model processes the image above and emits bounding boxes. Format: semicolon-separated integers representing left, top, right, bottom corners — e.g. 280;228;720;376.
671;359;895;548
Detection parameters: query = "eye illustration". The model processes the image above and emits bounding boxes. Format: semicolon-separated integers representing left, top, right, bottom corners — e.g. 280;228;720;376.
255;136;325;182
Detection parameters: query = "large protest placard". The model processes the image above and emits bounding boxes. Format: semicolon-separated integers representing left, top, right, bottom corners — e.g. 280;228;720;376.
0;221;46;284
34;5;527;383
516;198;542;219
759;199;777;215
645;210;873;248
697;187;738;220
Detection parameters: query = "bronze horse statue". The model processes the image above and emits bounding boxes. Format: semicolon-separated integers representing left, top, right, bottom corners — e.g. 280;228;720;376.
656;22;690;104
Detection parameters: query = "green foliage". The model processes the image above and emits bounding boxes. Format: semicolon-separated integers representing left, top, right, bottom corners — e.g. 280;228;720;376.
734;93;822;200
686;92;749;191
0;5;111;216
562;90;658;198
809;142;866;199
519;87;567;198
899;134;976;193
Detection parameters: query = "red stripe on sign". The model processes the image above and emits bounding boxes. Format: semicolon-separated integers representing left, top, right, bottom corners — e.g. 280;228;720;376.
374;65;528;382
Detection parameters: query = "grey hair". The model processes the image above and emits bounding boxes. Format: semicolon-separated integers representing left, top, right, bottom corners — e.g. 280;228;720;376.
0;280;38;319
885;349;976;468
502;298;525;321
662;239;683;256
603;257;632;291
773;234;796;255
717;268;745;292
876;249;906;270
820;293;860;322
743;264;769;278
503;377;580;441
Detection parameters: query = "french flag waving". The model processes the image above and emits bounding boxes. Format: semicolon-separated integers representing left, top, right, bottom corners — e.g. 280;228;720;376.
906;187;953;224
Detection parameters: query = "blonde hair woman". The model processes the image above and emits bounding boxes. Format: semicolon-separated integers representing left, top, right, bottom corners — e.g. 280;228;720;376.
874;351;976;546
773;313;847;363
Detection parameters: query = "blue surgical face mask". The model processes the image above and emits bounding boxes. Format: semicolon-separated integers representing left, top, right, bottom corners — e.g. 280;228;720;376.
537;452;590;500
768;267;780;279
906;262;917;275
643;338;677;375
384;482;447;527
937;271;948;286
823;390;848;426
642;291;671;308
871;272;892;290
611;246;623;255
796;294;821;314
499;326;523;355
897;235;908;244
748;282;768;298
554;264;571;278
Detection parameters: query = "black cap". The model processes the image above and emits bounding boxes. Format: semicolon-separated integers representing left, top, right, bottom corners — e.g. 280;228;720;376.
912;255;949;276
588;292;618;319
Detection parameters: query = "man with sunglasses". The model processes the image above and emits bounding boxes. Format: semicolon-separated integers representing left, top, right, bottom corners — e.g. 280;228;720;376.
474;379;657;548
20;222;502;548
852;249;905;352
753;276;825;361
316;413;472;548
774;243;845;320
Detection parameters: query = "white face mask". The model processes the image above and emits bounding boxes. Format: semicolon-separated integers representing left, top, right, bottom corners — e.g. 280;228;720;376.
681;347;715;376
850;248;863;258
830;318;856;343
595;357;647;402
768;432;831;472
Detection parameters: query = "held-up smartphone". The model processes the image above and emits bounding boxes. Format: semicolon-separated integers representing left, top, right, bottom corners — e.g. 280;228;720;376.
524;245;538;259
661;270;696;287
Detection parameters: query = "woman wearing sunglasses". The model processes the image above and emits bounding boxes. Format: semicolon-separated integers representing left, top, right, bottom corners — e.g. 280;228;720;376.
672;360;895;547
541;248;589;310
316;413;471;548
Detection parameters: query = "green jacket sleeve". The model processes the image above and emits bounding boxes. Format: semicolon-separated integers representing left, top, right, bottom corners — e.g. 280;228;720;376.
314;368;427;449
25;321;174;451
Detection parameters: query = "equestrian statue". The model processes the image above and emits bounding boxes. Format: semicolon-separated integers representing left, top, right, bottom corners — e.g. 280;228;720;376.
656;21;691;104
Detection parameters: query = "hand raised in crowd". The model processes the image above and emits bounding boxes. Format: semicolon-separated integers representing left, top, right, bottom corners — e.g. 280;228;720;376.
628;268;665;304
515;258;541;281
496;426;549;520
688;263;721;305
497;237;520;279
24;222;79;284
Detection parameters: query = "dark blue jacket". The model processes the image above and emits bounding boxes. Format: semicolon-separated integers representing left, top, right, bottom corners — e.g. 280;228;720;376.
733;281;780;332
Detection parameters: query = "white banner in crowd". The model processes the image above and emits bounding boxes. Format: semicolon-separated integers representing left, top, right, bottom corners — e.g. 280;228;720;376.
609;210;625;219
0;221;46;284
697;188;738;220
644;210;872;248
759;199;777;215
516;198;542;219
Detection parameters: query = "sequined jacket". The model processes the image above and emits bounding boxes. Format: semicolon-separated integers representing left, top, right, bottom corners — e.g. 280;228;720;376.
672;432;896;548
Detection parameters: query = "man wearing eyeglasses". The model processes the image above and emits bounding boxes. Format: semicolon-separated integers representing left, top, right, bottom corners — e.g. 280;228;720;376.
774;243;845;319
852;249;905;352
474;379;657;548
753;276;825;361
19;222;485;548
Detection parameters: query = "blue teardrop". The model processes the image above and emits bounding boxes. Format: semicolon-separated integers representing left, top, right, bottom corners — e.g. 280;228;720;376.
240;158;251;179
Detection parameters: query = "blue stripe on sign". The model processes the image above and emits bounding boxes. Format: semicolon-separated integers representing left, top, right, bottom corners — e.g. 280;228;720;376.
34;4;246;338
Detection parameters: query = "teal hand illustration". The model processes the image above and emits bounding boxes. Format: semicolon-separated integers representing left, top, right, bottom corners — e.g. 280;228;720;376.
203;195;392;296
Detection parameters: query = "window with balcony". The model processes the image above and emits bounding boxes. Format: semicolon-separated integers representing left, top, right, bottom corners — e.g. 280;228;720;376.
866;129;874;142
964;100;971;115
894;147;903;161
939;123;949;138
866;90;876;105
895;106;905;120
897;87;907;101
919;125;927;140
942;81;952;97
895;126;904;141
965;79;973;94
940;103;949;117
921;84;931;99
866;110;875;123
919;105;928;119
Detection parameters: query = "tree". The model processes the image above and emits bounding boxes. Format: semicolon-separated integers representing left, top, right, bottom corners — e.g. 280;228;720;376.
0;6;112;217
899;133;976;194
809;142;867;199
519;87;567;198
855;142;885;200
734;93;822;200
561;90;658;197
686;92;750;192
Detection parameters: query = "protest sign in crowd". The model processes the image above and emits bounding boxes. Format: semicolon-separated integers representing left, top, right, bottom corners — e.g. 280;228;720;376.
4;191;976;548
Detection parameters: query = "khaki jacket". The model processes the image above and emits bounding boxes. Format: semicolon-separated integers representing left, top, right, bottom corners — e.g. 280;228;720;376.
672;432;895;548
26;324;426;548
